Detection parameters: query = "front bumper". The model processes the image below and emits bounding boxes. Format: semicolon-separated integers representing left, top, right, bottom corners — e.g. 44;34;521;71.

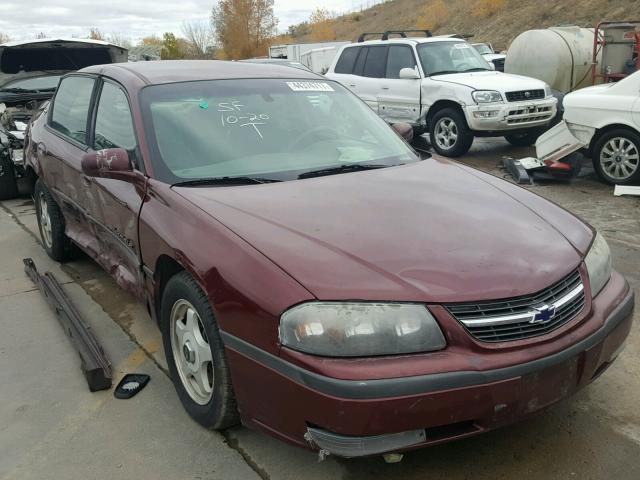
223;273;634;457
465;97;557;131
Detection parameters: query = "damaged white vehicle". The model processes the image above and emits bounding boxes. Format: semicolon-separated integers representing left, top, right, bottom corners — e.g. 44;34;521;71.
536;70;640;185
327;33;557;157
0;38;127;200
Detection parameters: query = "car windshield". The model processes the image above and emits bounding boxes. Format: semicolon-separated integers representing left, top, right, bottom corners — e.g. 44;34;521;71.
473;44;493;55
418;41;490;75
1;75;61;91
140;79;419;184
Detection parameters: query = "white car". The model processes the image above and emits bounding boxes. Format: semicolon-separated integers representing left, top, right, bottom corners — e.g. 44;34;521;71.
536;71;640;185
471;43;506;71
326;34;557;157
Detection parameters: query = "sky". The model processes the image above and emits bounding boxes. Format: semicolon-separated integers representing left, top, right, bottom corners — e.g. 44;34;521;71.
0;0;370;42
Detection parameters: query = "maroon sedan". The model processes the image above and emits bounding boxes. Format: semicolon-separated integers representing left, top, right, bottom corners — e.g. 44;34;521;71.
24;61;634;459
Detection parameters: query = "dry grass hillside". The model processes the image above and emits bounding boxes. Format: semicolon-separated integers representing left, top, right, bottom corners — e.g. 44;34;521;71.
294;0;640;50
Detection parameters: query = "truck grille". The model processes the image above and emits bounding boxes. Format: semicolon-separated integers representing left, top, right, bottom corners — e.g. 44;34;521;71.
445;270;585;343
505;89;545;102
506;105;553;124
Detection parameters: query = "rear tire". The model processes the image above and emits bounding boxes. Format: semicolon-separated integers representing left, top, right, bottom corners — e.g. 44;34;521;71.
429;108;474;157
592;129;640;185
0;152;19;200
34;179;73;262
161;271;239;430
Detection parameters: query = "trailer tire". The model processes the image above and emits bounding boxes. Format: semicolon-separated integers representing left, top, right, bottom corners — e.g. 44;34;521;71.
429;108;474;157
592;129;640;185
161;271;240;430
0;153;19;200
34;179;73;262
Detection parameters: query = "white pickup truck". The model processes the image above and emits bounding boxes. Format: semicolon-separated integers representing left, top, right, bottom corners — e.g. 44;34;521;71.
326;33;557;157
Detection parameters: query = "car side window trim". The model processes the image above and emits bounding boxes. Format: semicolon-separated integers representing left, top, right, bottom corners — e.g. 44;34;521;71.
46;73;98;151
88;77;145;174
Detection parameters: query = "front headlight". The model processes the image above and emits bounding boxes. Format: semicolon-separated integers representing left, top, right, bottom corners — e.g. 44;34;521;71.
584;232;612;298
279;302;446;357
472;90;503;103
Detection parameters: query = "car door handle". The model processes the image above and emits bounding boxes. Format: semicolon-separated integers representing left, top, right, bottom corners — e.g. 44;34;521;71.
348;84;356;88
381;86;390;90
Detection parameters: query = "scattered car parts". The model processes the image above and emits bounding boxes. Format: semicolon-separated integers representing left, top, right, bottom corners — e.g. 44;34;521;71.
23;257;112;391
114;373;150;399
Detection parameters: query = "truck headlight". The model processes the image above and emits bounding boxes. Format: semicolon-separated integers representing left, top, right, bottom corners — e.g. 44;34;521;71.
585;232;612;298
544;84;552;98
279;302;446;357
472;90;503;103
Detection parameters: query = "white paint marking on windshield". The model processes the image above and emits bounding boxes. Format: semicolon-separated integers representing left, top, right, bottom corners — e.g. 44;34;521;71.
286;82;334;92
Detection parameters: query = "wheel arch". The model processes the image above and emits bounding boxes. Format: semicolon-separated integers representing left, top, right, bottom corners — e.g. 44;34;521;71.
588;123;640;158
152;254;187;324
426;100;468;128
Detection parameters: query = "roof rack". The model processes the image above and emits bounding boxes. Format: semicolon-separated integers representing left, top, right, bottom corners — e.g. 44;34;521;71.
357;30;433;43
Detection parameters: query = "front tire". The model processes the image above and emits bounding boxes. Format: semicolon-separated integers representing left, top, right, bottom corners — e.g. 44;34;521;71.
429;108;474;157
34;179;73;262
592;129;640;185
161;271;239;429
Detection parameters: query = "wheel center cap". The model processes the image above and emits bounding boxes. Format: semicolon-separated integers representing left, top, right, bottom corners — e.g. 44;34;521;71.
183;342;196;364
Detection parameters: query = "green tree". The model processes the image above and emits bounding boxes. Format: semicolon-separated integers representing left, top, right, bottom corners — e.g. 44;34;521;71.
161;32;186;60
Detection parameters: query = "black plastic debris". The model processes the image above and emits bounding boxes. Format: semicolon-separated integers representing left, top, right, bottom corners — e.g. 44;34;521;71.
114;374;150;399
24;258;112;391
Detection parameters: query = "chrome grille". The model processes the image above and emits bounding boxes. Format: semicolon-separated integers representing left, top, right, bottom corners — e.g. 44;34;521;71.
505;89;545;102
446;270;585;342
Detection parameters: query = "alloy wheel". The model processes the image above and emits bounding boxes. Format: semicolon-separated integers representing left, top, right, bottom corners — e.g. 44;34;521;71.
434;117;458;150
600;137;639;181
38;193;53;249
170;299;214;405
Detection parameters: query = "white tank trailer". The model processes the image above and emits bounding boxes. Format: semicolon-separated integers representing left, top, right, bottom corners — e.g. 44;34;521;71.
506;24;639;94
505;26;597;93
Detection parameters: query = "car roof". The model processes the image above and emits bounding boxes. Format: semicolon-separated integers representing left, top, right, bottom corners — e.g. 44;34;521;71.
0;37;122;48
347;37;464;47
80;60;322;86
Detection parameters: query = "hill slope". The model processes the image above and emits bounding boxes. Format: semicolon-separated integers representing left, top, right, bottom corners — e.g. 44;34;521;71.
294;0;640;50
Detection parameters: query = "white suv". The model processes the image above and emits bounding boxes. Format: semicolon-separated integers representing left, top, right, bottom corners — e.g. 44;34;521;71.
326;33;558;157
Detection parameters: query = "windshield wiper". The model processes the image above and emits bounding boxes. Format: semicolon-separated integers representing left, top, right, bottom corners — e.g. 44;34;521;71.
172;176;282;187
298;164;389;179
462;67;490;72
428;70;460;76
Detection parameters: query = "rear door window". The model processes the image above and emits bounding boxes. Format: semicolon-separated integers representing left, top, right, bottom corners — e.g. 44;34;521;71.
334;47;359;74
362;46;388;78
50;76;95;144
386;45;417;79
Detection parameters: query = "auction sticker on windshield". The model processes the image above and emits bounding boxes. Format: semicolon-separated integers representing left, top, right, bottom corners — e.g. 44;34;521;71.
286;81;334;92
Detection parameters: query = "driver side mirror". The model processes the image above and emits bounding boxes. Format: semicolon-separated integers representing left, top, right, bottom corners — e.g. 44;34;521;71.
81;148;133;179
391;122;414;142
399;67;421;80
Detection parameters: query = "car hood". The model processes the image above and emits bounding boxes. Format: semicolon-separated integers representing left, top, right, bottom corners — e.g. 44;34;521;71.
433;71;546;93
175;159;587;303
0;38;127;88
